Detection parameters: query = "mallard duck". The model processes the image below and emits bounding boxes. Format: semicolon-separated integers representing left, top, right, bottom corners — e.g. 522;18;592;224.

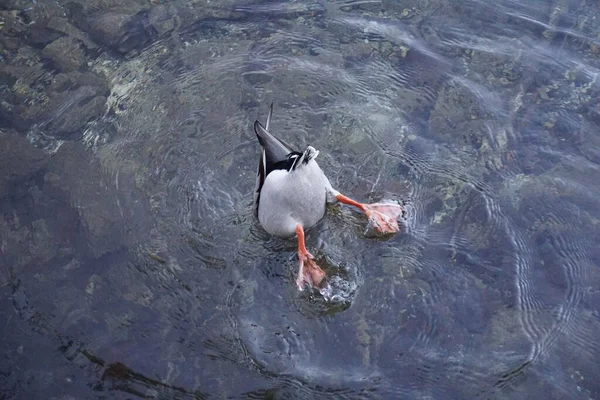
253;103;403;291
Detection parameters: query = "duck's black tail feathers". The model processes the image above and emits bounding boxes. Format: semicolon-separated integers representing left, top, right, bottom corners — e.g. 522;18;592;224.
253;103;297;165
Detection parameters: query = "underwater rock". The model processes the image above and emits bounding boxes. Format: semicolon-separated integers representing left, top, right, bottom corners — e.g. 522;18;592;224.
4;2;69;46
29;218;61;263
67;3;157;55
148;4;178;37
43;142;121;257
0;132;73;270
44;141;151;258
0;9;27;50
148;1;247;39
45;86;107;138
428;79;490;147
42;36;86;72
0;130;48;199
0;0;30;9
0;58;109;136
0;46;50;130
0;210;32;268
45;16;99;50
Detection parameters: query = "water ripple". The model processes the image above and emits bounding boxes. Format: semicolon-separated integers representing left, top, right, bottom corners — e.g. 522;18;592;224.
5;0;600;397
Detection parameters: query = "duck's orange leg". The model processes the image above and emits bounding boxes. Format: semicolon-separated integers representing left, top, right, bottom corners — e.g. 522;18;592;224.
335;194;403;233
295;224;326;290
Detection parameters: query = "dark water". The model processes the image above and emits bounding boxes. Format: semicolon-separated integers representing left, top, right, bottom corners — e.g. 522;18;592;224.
2;0;600;398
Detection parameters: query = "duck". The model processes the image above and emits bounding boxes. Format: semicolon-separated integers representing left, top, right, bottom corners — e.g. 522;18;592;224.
253;103;403;291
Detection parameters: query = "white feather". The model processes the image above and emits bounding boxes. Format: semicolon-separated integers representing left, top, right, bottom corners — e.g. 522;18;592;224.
258;159;329;236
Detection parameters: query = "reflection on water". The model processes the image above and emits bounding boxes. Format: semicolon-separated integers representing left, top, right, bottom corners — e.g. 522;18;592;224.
1;0;600;398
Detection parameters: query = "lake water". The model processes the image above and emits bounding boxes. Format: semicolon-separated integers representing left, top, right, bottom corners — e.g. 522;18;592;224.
1;0;600;398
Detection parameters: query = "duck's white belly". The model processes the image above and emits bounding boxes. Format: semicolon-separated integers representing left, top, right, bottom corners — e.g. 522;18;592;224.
258;160;327;237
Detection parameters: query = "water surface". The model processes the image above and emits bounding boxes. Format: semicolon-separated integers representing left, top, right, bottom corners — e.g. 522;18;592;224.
1;0;600;398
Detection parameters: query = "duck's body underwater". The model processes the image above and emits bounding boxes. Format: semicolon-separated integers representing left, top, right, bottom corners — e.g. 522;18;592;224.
253;103;403;290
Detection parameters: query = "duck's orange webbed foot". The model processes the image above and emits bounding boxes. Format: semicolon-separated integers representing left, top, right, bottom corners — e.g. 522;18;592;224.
296;250;326;290
363;203;403;233
335;194;403;234
295;225;326;291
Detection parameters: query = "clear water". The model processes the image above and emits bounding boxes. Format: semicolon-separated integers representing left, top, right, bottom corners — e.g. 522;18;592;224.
1;0;600;398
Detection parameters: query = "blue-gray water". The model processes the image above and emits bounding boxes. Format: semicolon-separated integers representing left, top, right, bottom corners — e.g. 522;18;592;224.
1;0;600;398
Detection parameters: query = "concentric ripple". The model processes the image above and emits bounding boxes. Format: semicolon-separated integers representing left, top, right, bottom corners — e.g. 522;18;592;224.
3;0;600;398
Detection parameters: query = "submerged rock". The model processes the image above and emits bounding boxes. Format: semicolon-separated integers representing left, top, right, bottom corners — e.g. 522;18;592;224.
45;85;108;138
42;36;87;72
67;3;157;55
44;141;152;258
1;56;109;137
0;130;48;198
